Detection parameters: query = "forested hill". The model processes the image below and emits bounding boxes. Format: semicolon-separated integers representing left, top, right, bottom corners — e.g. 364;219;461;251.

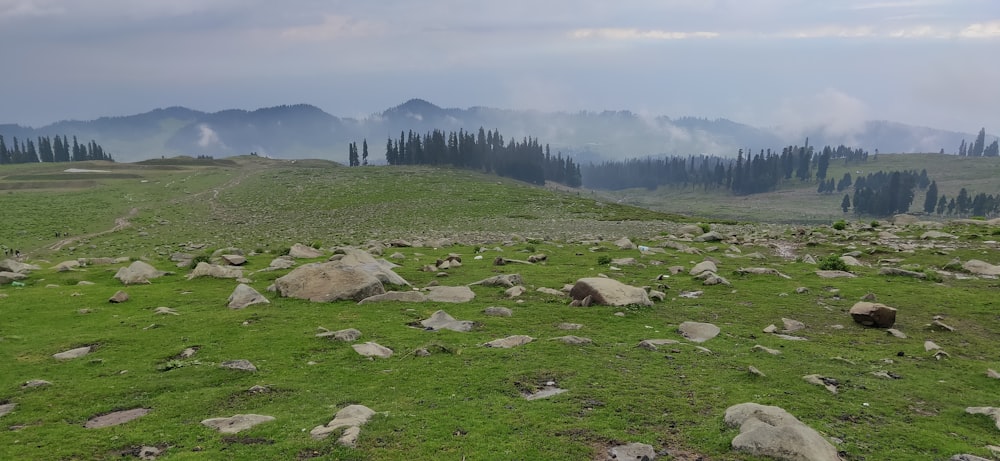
0;99;985;163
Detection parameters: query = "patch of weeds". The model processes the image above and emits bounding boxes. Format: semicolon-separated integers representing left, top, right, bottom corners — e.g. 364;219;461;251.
189;254;210;268
870;220;880;228
818;254;849;271
923;269;943;283
698;223;711;233
596;255;612;266
832;220;847;231
222;435;274;445
277;247;291;256
310;241;323;249
524;245;536;253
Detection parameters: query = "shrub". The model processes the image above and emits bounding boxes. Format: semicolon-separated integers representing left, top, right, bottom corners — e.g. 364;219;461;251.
832;220;847;231
597;255;612;266
923;269;943;283
818;254;849;271
698;223;711;233
278;247;291;256
189;254;210;268
870;220;880;228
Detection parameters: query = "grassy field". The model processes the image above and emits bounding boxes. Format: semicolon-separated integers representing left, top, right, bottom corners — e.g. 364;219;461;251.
2;157;1000;460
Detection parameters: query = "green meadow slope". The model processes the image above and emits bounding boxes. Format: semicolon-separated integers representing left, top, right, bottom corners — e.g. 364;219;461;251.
1;157;1000;460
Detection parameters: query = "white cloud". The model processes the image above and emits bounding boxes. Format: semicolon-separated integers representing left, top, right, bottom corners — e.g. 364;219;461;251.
570;28;719;40
197;124;223;149
0;0;64;20
772;88;869;142
779;25;876;38
279;15;385;42
960;21;1000;39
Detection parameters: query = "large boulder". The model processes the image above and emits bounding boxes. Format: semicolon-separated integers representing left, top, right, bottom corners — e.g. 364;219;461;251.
689;260;718;276
849;302;897;328
275;262;386;302
187;262;243;280
964;260;1000;276
569;278;653;307
227;284;269;309
424;286;476;303
332;249;410;287
678;321;720;343
0;271;27;284
114;261;166;285
0;259;40;274
358;291;427;304
724;403;841;461
420;310;474;332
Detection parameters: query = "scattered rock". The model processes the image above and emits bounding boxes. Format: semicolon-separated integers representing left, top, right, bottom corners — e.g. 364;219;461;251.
317;328;361;342
637;339;680;351
794;287;810;294
803;374;839;394
114;261;166;285
288;243;323;259
188;262;243;280
921;231;956;239
748;366;766;377
724;403;841;461
679;290;703;299
220;359;257;372
773;334;807;341
737;267;791;279
782;318;805;333
932;319;955;331
569;277;653;307
924;341;941;351
689;260;718;276
816;270;856;278
551;335;592;345
227;284;269;309
694;231;723;242
358;291;426;304
0;259;40;273
964;260;1000;276
53;260;81;272
557;323;583;330
154;307;179;315
310;404;376;446
879;267;926;279
275;262;386;302
53;345;93;360
614;237;636;249
678;321;720;343
469;274;523;288
109;290;130;303
483;306;513;317
0;403;16;418
420;310;474;332
220;254;247;266
201;414;275;434
268;257;295;270
85;408;151;428
886;328;907;339
966;407;1000;430
950;455;991;461
988;369;1000;379
484;335;533;348
524;386;568;401
352;342;393;358
424;285;476;303
849;302;897;328
536;287;565;297
505;285;527;298
752;345;781;355
606;443;657;460
0;271;27;284
22;379;51;388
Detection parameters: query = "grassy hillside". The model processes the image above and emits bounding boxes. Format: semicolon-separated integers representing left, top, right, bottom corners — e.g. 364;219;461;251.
2;158;1000;460
603;153;1000;224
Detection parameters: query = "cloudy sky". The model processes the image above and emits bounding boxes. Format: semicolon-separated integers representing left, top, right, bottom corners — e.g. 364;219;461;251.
1;0;998;133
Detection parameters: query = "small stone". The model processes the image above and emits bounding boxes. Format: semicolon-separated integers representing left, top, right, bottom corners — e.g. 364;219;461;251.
53;345;93;360
931;320;955;331
886;328;907;338
752;345;781;355
762;324;778;334
22;379;51;388
483;306;513;317
352;342;393;358
220;359;257;372
803;374;838;394
678;321;720;343
109;291;129;303
484;335;533;348
551;335;593;345
84;408;151;428
607;443;657;461
557;323;583;330
637;339;680;351
924;340;941;351
988;369;1000;379
748;366;766;377
0;403;16;418
201;414;275;434
782;318;805;332
153;307;179;315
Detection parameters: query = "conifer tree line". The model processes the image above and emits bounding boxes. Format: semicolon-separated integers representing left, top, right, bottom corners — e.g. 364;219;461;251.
917;181;1000;218
0;134;113;165
957;128;1000;157
350;128;582;187
581;142;869;195
844;170;928;216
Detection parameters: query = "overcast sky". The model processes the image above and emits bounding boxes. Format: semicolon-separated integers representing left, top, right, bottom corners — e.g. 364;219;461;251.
1;0;998;133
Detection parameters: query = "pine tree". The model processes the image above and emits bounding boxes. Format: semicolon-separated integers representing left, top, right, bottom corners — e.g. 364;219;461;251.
959;139;967;156
841;194;851;213
972;128;986;157
936;195;947;215
816;147;831;181
923;181;938;214
362;139;368;166
985;140;999;157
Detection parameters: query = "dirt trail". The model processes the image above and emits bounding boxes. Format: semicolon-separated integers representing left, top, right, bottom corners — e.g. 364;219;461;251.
46;207;139;251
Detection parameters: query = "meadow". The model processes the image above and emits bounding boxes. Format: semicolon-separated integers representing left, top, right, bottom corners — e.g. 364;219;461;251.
2;156;1000;460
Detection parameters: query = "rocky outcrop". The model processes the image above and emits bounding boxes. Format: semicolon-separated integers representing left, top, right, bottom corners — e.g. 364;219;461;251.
310;404;376;447
227;283;269;309
201;414;275;434
849;302;897;328
568;278;653;307
288;243;323;259
114;261;166;285
724;403;841;461
275;262;386;302
187;262;243;280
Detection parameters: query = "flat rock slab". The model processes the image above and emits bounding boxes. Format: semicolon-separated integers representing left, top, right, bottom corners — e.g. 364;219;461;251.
690;260;718;276
964;260;1000;276
114;261;166;285
0;403;16;418
524;386;568;401
22;379;51;388
724;403;840;461
85;408;151;428
352;342;393;358
967;407;1000;430
483;306;513;317
220;359;257;372
289;243;323;258
227;283;269;309
275;261;388;302
53;345;93;360
606;443;657;461
484;335;533;348
317;328;361;341
420;310;474;332
678;321;720;343
201;414;275;434
187;262;243;280
557;323;584;330
358;291;426;304
310;404;376;445
0;271;27;284
551;335;593;345
468;274;523;288
423;286;476;303
816;270;856;278
569;277;652;307
638;339;680;351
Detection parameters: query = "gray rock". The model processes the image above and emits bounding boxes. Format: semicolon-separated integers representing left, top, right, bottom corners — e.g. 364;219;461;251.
484;335;533;348
22;379;51;388
221;254;247;266
187;262;243;280
288;243;323;258
752;345;781;355
748;366;766;377
53;345;93;360
557;323;583;330
839;255;864;267
551;335;592;345
268;257;296;269
921;230;956;239
879;267;926;279
689;260;718;276
677;224;704;236
227;283;269;309
637;339;680;351
782;318;806;333
468;274;523;288
424;286;476;303
886;328;907;338
774;334;808;341
310;404;376;446
201;414;275;434
483;306;513;317
737;267;791;279
950;455;991;461
109;290;130;303
606;442;657;460
0;271;27;284
275;262;386;302
420;310;474;332
536;287;565;297
114;261;166;285
816;270;856;278
53;260;81;272
964;260;1000;276
694;231;723;242
724;403;840;461
679;290;703;299
317;328;362;342
505;285;527;298
84;408;151;428
154;307;179;315
358;291;426;304
524;386;568;401
569;277;653;307
966;407;1000;430
352;342;393;358
614;237;636;249
0;259;40;273
220;359;257;372
849;302;897;328
0;403;16;418
678;321;720;343
803;374;839;394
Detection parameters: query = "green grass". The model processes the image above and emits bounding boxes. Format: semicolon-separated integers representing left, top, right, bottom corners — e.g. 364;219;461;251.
1;158;1000;460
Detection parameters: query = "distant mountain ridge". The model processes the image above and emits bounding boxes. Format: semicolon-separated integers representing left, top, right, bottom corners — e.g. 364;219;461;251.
0;99;984;163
